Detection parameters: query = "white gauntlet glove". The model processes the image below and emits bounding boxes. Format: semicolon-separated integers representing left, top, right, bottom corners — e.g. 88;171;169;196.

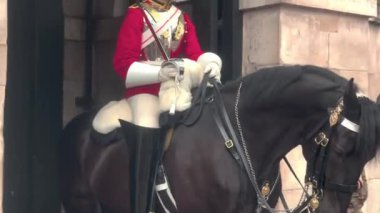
197;52;222;82
159;64;178;81
204;62;221;81
159;59;185;82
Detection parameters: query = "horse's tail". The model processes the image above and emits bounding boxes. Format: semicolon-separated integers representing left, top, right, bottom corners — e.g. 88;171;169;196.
60;111;100;213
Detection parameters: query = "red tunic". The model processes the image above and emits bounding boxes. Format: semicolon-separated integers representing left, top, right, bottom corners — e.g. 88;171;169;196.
113;7;204;98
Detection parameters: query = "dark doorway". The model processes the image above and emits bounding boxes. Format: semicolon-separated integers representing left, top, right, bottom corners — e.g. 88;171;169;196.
180;0;242;81
4;0;63;212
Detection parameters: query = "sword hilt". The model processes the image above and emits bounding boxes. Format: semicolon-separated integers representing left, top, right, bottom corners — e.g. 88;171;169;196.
161;58;185;82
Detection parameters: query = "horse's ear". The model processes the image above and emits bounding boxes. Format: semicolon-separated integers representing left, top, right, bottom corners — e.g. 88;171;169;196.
343;79;360;121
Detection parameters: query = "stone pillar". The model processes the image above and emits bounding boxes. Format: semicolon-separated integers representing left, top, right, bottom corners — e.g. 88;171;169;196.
0;0;6;211
368;19;380;101
240;0;379;211
62;0;127;124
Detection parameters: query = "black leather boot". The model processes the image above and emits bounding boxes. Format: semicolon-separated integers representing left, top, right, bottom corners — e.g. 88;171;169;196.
119;120;165;213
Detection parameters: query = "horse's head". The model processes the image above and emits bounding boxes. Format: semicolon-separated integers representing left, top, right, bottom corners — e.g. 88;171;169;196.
302;79;380;212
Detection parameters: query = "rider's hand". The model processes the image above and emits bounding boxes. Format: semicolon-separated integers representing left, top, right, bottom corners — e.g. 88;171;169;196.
159;63;177;81
204;62;221;82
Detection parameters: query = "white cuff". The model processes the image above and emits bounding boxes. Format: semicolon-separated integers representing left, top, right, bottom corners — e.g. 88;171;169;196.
125;62;161;88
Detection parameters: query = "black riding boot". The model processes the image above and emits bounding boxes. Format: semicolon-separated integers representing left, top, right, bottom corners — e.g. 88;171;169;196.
119;120;165;213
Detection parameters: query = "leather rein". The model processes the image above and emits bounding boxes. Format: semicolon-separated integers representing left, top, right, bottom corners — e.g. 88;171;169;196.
208;78;281;212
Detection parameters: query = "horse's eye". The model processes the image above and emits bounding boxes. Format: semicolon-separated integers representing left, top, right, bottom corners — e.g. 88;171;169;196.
331;126;357;154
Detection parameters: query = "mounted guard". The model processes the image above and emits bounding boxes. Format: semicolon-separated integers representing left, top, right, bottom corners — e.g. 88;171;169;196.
91;0;222;212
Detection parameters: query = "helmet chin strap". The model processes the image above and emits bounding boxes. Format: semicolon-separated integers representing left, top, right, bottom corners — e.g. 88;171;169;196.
142;0;173;11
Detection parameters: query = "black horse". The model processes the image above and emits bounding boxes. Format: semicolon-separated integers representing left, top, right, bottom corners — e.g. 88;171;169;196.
60;65;380;213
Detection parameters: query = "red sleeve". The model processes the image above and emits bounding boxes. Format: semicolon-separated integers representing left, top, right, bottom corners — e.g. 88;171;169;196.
183;14;204;61
113;8;144;79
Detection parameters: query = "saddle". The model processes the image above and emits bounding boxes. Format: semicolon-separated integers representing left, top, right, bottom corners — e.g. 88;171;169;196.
91;72;214;149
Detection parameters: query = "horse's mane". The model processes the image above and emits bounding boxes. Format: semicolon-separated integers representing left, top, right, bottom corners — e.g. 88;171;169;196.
223;65;348;112
357;97;380;160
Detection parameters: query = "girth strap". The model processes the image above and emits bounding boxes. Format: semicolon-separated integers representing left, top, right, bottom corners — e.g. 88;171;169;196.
155;165;178;213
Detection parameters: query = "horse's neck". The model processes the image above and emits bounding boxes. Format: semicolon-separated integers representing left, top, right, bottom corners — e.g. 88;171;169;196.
238;107;325;174
219;82;328;175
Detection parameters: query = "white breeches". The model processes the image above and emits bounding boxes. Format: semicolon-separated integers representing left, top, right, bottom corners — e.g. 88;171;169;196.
92;94;159;134
92;99;132;134
127;94;160;128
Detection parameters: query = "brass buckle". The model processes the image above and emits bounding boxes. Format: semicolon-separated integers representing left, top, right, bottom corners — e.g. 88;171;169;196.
225;140;234;149
311;179;318;189
314;132;329;147
306;178;318;189
320;137;329;147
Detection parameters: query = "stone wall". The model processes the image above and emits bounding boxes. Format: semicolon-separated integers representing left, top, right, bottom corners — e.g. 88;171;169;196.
240;0;380;212
240;0;377;16
241;0;379;99
0;0;6;211
63;0;126;125
368;19;380;99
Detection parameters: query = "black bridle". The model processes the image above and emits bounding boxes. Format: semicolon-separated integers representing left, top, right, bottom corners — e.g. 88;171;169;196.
302;102;359;212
